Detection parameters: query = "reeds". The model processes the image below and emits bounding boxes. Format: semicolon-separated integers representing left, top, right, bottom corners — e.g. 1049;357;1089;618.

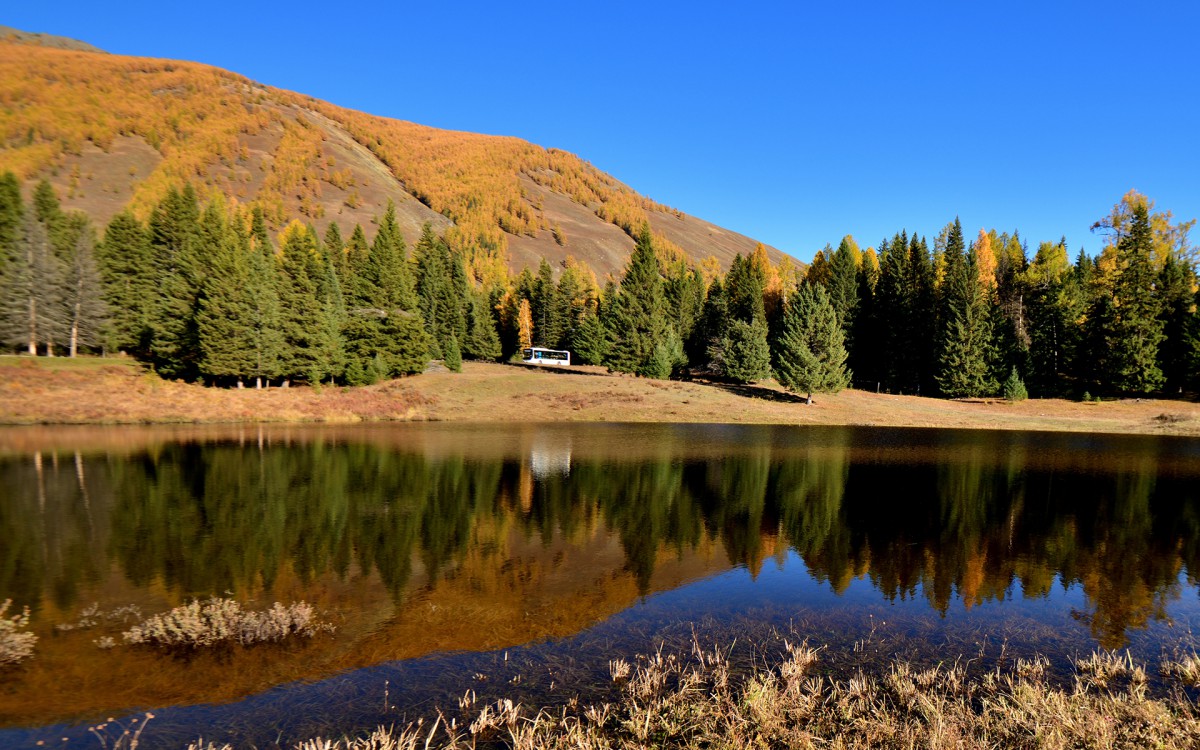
0;599;37;666
122;598;333;651
184;642;1200;749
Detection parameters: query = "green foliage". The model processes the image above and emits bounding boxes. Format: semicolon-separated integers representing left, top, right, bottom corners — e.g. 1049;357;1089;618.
604;226;672;378
0;210;65;354
722;317;771;383
443;332;462;372
1002;367;1028;402
1107;204;1165;394
463;293;502;361
774;283;850;402
936;227;994;398
571;309;609;365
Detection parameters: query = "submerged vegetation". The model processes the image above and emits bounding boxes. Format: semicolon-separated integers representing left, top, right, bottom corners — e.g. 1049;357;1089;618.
178;642;1200;749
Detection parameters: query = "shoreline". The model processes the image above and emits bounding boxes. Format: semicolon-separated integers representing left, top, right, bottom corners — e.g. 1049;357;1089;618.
1;356;1198;437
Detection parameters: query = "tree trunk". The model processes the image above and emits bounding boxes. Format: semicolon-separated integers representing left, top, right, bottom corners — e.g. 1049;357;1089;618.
805;393;813;405
70;310;80;357
27;297;36;355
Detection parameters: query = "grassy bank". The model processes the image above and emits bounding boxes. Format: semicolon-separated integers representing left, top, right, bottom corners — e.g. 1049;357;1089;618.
174;644;1200;749
1;356;1198;436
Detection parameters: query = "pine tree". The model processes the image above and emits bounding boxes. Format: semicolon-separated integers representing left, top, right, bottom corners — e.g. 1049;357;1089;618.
604;226;671;377
463;292;502;361
444;332;462;372
775;282;850;404
1;211;66;354
415;224;466;356
361;202;417;313
828;235;859;341
1157;252;1196;394
936;234;994;398
571;309;609;365
147;185;204;379
0;172;21;274
62;225;108;356
722;317;771;382
531;258;562;348
277;222;327;382
98;211;155;357
1107;203;1165;393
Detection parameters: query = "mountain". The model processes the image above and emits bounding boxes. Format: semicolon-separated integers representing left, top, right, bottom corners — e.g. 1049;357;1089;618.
0;36;794;282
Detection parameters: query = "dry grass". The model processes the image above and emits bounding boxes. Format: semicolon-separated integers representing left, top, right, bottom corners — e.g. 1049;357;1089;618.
2;357;1199;436
182;642;1200;749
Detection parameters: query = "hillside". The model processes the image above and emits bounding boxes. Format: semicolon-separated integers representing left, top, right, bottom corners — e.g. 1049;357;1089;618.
0;37;792;280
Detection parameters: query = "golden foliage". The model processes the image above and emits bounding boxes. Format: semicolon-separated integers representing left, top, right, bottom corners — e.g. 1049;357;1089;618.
0;42;688;271
974;229;997;291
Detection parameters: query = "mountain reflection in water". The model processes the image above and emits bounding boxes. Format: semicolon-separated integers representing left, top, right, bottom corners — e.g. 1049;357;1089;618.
2;423;1199;735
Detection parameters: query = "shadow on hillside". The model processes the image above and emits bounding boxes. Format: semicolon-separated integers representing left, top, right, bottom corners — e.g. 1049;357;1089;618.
502;362;613;378
706;381;810;404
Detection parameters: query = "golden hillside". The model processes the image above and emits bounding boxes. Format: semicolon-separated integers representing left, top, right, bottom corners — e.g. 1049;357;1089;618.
0;39;789;280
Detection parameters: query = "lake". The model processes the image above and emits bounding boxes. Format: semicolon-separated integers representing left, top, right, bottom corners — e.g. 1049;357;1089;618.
2;422;1199;748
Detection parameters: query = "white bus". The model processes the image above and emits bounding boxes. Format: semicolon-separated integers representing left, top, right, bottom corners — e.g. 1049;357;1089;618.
522;347;571;366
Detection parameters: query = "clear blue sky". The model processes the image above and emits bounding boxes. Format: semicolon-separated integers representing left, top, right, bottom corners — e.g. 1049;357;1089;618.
6;1;1199;263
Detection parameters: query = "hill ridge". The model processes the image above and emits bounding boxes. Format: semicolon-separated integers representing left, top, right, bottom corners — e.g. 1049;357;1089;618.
0;36;793;279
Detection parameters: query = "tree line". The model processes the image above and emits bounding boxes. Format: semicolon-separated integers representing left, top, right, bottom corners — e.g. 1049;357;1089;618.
1;175;1196;400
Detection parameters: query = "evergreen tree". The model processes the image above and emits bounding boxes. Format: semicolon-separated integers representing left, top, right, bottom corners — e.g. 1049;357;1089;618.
571;308;609;365
1;211;66;354
604;226;671;378
1157;252;1196;394
688;276;727;370
323;222;345;279
415;223;464;356
343;223;370;304
443;332;462;372
1025;240;1083;396
463;292;502;361
277;222;327;382
530;258;562;348
98;211;155;357
874;233;913;392
664;261;704;354
360;201;417;313
1107;203;1165;393
827;235;859;342
936;234;994;398
775;282;850;404
722;317;771;382
61;225;108;356
0;172;21;274
147;185;204;379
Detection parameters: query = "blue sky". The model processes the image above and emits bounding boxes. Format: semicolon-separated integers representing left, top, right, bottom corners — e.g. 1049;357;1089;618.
6;2;1198;263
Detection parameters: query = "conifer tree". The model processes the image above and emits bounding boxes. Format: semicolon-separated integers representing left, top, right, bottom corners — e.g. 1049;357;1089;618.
688;276;727;370
323;221;345;278
147;185;204;379
98;211;155;357
277;222;327;382
517;298;533;352
1107;203;1165;393
0;172;21;274
828;235;859;341
1157;252;1196;394
463;292;502;361
571;308;609;365
443;332;462;373
62;226;108;356
1;211;66;355
361;202;417;313
604;225;671;378
874;233;913;392
722;317;771;382
936;233;994;397
775;282;850;404
531;258;562;348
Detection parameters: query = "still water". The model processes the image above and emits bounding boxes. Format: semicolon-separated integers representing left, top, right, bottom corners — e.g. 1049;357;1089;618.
2;423;1199;747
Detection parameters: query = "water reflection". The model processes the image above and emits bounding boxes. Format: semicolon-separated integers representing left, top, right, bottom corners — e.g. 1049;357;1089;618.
2;424;1199;730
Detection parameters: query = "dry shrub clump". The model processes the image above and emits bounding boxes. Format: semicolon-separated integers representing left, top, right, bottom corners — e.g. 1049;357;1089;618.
0;599;38;666
122;598;333;651
258;642;1200;750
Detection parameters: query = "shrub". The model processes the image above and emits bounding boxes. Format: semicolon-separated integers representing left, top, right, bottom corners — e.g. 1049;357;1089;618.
0;599;37;666
1002;367;1028;402
122;598;332;650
